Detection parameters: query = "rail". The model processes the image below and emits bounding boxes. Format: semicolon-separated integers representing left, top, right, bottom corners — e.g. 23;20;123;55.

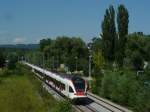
87;92;132;112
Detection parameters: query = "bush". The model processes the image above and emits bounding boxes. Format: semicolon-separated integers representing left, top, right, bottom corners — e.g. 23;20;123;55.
7;53;18;69
110;72;139;106
134;86;150;112
100;70;142;108
0;52;5;68
100;71;118;99
131;51;144;71
0;69;13;77
91;70;103;94
53;100;72;112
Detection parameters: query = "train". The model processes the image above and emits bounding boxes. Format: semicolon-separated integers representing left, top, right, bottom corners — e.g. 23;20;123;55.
23;62;88;100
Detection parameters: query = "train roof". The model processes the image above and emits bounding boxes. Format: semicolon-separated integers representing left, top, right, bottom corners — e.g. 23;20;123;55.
50;71;82;80
25;62;83;81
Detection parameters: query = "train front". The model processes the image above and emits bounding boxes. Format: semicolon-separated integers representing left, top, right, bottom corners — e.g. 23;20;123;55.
69;76;87;100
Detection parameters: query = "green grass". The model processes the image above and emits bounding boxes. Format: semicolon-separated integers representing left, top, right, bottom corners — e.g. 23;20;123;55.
0;64;58;112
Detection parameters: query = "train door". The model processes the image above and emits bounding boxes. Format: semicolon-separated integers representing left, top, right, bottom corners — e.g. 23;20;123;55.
68;86;74;99
65;84;69;97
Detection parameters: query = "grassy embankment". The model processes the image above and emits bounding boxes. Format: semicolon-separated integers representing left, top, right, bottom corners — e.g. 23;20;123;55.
0;64;69;112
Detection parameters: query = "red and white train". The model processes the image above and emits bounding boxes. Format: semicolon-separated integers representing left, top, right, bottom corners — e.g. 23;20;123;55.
24;62;88;100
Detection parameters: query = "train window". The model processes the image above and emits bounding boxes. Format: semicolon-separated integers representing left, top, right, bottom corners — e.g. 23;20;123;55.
62;83;65;90
69;86;74;93
72;77;85;91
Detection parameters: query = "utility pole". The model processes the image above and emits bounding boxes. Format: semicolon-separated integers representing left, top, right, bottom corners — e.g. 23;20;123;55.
42;53;46;81
42;53;44;69
88;44;92;90
75;56;78;71
89;54;92;80
53;56;55;70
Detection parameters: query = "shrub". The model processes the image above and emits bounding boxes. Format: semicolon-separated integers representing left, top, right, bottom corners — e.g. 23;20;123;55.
134;86;150;112
131;51;144;71
7;53;18;69
100;71;118;99
0;69;12;77
53;100;72;112
0;52;5;68
100;70;141;108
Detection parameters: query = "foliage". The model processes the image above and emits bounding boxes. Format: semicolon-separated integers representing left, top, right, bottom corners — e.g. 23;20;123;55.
53;100;72;112
117;4;129;66
33;36;88;74
91;37;102;52
93;50;105;70
91;72;103;94
134;86;150;112
101;5;117;61
99;69;150;112
39;38;52;51
0;51;5;68
131;51;144;70
125;33;150;70
101;4;129;67
0;64;60;112
0;71;49;111
7;53;18;69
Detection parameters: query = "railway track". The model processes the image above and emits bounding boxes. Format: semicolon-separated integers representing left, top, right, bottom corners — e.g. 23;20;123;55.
29;65;132;112
87;92;132;112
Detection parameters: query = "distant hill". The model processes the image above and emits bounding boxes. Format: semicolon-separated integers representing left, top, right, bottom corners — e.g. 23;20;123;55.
0;44;39;50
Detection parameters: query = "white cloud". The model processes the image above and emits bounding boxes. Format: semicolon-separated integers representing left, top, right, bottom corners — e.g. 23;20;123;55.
13;37;26;44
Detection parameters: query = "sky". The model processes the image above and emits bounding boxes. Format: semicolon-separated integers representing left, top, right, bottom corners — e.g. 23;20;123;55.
0;0;150;44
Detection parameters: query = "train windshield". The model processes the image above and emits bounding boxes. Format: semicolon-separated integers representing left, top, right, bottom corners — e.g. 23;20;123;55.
72;77;85;91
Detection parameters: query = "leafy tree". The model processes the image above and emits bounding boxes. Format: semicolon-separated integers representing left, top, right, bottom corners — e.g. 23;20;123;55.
134;86;150;112
38;36;88;74
91;37;102;52
101;5;117;61
125;33;150;69
0;52;5;68
131;51;144;71
39;38;52;51
93;50;105;70
7;53;18;69
117;4;129;66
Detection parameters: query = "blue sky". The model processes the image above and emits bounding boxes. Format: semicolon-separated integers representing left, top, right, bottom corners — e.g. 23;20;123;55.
0;0;150;44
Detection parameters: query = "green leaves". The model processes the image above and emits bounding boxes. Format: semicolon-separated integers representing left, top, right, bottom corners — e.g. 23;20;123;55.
93;50;105;70
7;53;18;69
0;52;5;68
38;37;88;73
131;51;144;70
101;4;129;66
117;4;129;66
101;5;116;61
53;100;72;112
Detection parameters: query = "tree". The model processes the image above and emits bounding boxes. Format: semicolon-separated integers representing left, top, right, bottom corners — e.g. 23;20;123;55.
39;38;52;51
91;37;102;52
38;36;88;73
7;53;18;69
117;4;129;66
131;51;144;71
93;50;105;70
0;52;5;68
109;6;117;61
124;33;149;69
101;5;117;61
